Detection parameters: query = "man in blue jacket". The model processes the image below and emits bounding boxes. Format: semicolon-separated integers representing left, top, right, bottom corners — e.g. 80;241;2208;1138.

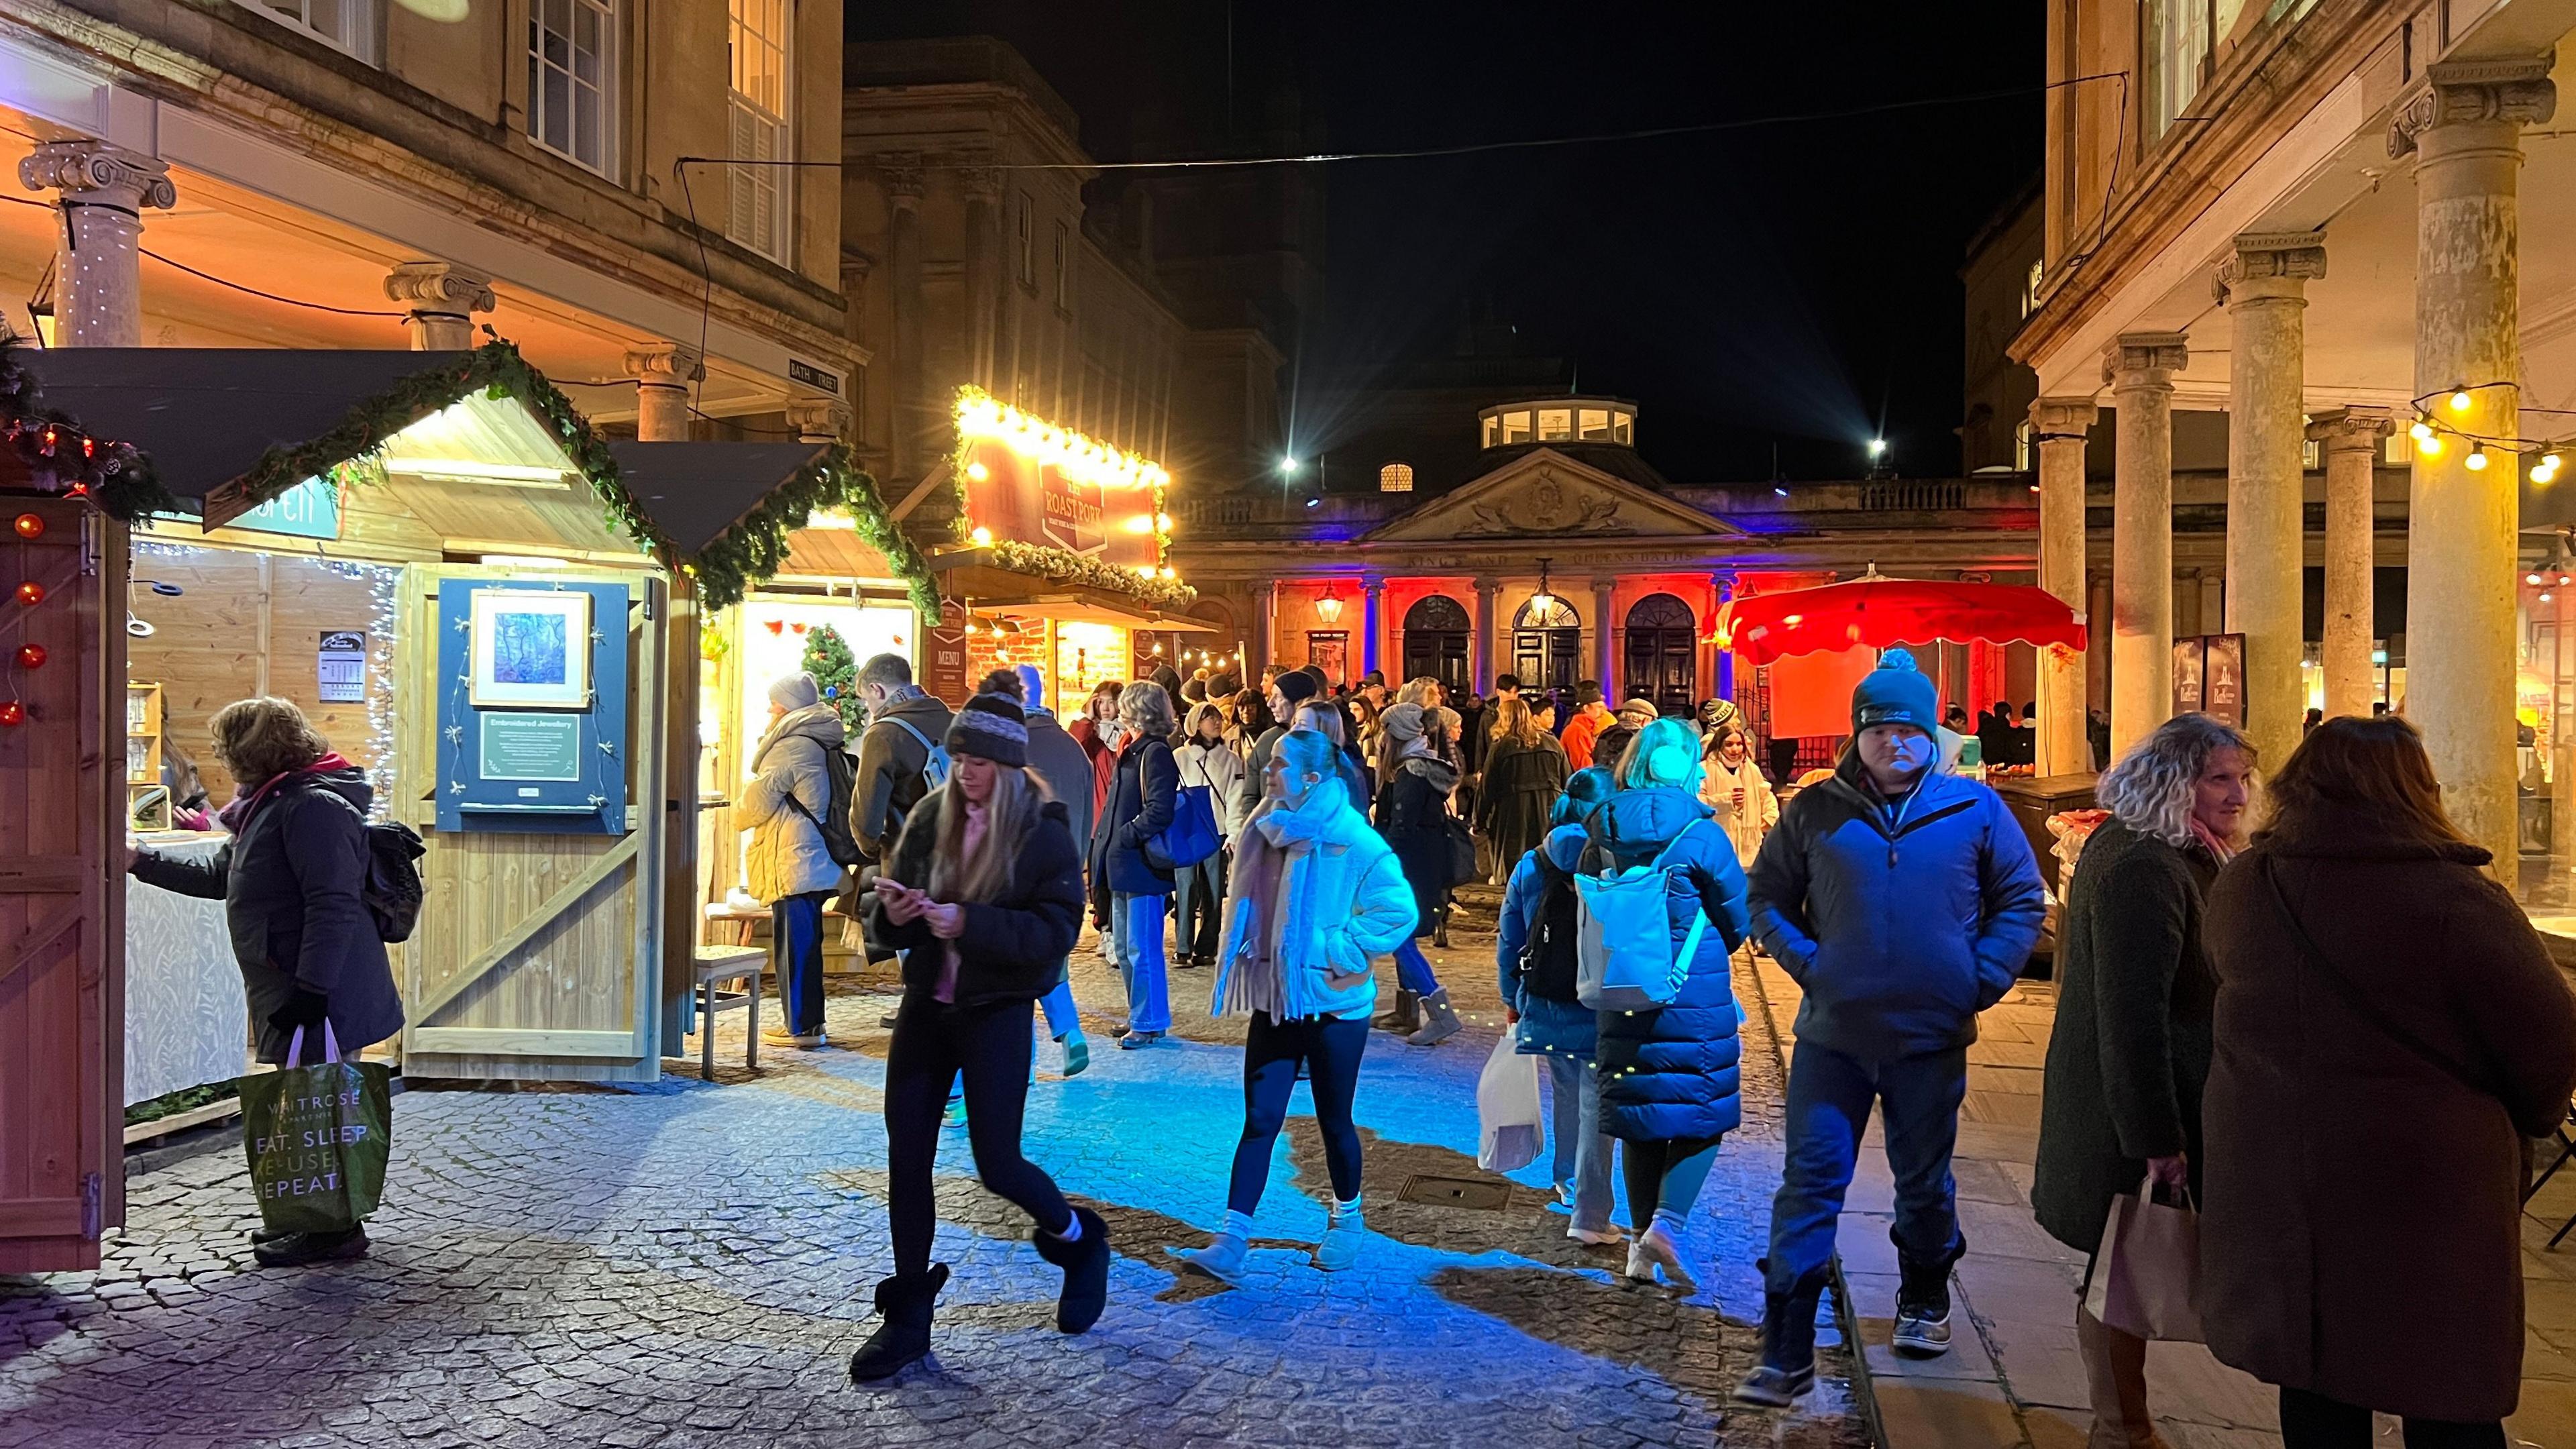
1733;649;2045;1408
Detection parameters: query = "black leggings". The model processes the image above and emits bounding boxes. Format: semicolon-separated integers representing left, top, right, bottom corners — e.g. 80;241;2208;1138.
1228;1011;1369;1215
2279;1389;2503;1449
883;990;1073;1277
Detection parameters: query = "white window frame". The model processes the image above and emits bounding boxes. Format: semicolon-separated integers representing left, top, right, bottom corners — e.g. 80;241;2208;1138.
238;0;382;64
726;0;792;262
528;0;620;178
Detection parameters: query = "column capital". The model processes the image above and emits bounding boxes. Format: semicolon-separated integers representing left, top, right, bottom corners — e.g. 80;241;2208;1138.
2390;56;2557;158
1472;576;1502;595
2102;332;2189;389
2029;395;2099;436
622;342;704;387
880;152;926;202
957;157;1004;203
786;397;853;443
2306;406;2394;450
19;140;174;210
2214;231;2328;305
383;260;497;316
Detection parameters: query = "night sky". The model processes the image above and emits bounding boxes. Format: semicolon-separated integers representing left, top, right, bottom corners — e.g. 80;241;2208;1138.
848;2;2045;483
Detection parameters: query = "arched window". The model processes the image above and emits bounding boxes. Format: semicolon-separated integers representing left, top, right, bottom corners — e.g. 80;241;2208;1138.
1399;594;1470;694
1622;592;1697;716
1511;595;1582;692
1378;462;1415;493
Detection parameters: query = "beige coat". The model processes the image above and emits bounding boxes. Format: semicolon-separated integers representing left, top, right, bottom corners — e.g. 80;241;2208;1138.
740;703;848;902
1699;755;1778;867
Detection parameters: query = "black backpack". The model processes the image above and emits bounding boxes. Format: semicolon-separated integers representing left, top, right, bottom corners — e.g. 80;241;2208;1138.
788;743;865;869
1515;853;1582;1004
321;790;425;943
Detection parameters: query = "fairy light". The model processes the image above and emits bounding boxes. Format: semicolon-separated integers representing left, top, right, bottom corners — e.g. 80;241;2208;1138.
319;559;402;816
953;386;1170;493
2449;385;2475;412
2466;443;2490;472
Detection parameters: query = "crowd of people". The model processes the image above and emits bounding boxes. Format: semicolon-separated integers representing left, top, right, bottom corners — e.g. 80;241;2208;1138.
133;635;2576;1442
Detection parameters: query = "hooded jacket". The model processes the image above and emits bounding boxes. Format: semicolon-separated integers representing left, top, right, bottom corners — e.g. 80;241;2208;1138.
1584;786;1752;1142
1373;752;1461;940
1746;748;2046;1060
1496;823;1601;1061
131;763;404;1063
864;788;1084;1007
1214;777;1415;1022
851;688;953;861
739;701;849;901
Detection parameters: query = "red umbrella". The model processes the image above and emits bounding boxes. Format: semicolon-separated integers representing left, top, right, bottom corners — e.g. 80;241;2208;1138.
1714;574;2087;665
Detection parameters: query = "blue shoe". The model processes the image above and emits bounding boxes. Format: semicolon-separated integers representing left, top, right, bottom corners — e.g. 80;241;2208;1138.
1059;1028;1091;1077
1167;1232;1248;1285
1314;1216;1364;1272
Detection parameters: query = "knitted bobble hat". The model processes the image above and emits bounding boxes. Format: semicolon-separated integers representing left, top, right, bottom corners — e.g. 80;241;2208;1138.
947;692;1030;768
1851;647;1938;736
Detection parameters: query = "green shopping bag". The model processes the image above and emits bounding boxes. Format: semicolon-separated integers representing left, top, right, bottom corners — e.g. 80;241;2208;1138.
239;1022;393;1236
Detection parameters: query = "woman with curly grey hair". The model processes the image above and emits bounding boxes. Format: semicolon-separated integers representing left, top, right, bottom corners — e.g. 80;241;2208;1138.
1091;680;1180;1047
2032;712;2254;1448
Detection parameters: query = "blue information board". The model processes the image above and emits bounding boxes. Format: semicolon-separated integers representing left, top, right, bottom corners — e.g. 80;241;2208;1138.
434;578;631;835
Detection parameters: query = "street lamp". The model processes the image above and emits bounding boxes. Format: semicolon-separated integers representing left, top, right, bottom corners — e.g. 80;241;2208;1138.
1279;456;1302;477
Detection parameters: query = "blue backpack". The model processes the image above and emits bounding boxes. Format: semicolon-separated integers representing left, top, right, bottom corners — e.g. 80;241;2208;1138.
1573;820;1713;1011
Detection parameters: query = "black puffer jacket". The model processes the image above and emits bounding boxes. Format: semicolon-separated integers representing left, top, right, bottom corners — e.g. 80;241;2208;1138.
131;765;404;1064
865;788;1085;1006
1373;755;1460;941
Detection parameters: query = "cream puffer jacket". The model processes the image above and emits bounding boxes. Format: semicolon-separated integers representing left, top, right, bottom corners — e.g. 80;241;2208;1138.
741;703;849;902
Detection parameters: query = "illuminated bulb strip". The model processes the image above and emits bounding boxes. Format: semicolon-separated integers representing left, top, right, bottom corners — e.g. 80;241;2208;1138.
954;386;1172;493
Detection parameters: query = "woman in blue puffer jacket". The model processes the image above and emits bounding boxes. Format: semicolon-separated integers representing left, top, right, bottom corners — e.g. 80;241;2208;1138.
1497;766;1622;1247
1169;729;1417;1285
1586;716;1751;1292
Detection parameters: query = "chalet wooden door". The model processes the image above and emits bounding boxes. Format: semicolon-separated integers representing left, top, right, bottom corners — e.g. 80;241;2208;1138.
0;501;123;1271
396;564;667;1083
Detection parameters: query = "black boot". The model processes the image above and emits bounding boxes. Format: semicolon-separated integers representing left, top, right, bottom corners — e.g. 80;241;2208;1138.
1031;1205;1111;1334
1893;1232;1966;1358
1371;988;1420;1034
1732;1266;1828;1407
848;1263;949;1382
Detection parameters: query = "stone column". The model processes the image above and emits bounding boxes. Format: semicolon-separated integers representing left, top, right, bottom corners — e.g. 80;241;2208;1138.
2391;58;2555;867
383;261;496;350
786;398;853;446
883;156;927;477
1254;580;1279;676
959;160;1003;390
1472;576;1500;694
19;141;174;347
1591;577;1617;691
624;343;702;443
2197;570;2225;639
2308;408;2392;720
2032;396;2098;774
2104;333;2189;757
2086;572;2112;727
1362;575;1385;679
2217;233;2328;766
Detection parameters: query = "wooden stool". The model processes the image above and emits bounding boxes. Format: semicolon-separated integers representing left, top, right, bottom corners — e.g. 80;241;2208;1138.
704;900;767;947
691;945;767;1081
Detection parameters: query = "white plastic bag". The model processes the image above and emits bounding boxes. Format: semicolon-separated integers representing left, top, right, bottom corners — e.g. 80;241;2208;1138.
1476;1032;1544;1173
2084;1181;2204;1342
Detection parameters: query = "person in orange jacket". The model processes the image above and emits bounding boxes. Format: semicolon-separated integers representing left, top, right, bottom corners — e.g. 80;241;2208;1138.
1559;680;1613;769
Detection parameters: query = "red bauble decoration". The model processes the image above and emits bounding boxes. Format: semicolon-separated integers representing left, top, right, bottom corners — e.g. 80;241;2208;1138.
14;644;44;670
0;701;21;727
11;513;40;539
15;582;41;606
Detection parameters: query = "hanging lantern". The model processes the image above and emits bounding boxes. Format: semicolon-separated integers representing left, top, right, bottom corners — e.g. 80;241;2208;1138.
15;582;41;606
11;513;40;539
15;644;44;669
0;701;21;727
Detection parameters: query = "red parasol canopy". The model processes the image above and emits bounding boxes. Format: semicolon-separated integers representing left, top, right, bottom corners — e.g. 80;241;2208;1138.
1714;574;2088;665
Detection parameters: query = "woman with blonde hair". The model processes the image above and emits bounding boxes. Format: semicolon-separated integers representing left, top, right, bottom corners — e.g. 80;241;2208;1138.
1476;695;1568;883
129;697;404;1268
1091;679;1180;1047
853;692;1104;1381
2034;712;2254;1447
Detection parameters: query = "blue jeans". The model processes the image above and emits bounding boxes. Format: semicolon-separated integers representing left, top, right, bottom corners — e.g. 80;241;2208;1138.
1764;1041;1968;1293
769;890;830;1035
1111;892;1171;1034
1038;976;1079;1039
1544;1055;1615;1234
1393;938;1444;996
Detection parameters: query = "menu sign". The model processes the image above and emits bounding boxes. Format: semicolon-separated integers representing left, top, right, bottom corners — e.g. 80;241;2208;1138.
2172;633;2246;729
922;600;971;706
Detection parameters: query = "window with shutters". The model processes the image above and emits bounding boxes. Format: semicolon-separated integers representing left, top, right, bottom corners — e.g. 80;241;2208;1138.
528;0;617;176
1016;192;1038;290
241;0;383;63
726;0;791;262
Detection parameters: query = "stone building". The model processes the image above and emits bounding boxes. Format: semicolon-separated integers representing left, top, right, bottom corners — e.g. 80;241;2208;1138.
2015;0;2576;871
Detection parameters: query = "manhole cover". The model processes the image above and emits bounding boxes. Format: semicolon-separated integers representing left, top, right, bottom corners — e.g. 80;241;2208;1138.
1396;1174;1512;1211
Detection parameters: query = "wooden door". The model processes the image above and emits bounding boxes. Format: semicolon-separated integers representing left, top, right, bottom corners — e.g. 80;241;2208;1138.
0;501;123;1271
396;565;667;1083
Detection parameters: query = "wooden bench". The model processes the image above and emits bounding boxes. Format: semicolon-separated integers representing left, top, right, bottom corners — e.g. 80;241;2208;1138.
690;945;767;1081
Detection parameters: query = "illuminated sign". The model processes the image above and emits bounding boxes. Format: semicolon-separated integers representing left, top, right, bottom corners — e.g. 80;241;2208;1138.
953;387;1165;572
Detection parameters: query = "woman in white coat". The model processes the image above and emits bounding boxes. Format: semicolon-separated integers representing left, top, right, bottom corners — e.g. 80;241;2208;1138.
1173;701;1246;968
1700;725;1778;869
740;672;849;1049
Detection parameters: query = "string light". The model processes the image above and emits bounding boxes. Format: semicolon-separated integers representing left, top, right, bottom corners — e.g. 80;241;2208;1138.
2450;387;2475;412
2466;443;2489;472
2418;432;2444;457
953;386;1169;492
2410;418;2436;442
318;559;402;814
969;526;993;547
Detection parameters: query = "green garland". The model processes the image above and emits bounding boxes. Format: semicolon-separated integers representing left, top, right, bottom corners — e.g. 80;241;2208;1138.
984;537;1197;610
0;344;177;519
697;443;937;614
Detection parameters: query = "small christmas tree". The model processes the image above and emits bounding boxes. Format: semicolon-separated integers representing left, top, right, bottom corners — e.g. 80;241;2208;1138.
801;623;863;733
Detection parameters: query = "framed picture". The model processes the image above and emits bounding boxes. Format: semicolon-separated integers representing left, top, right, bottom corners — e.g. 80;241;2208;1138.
470;589;593;709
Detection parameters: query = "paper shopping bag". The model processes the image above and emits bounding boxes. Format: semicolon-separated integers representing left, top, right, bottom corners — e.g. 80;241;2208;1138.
239;1023;394;1237
2084;1181;2203;1342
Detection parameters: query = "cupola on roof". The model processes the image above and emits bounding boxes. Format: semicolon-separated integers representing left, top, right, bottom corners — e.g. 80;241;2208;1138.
1478;397;1635;451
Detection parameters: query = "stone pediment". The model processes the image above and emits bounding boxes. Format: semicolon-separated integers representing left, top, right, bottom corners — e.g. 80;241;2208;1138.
1364;448;1738;544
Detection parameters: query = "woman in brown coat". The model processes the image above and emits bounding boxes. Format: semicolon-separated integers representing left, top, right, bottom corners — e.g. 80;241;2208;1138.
2201;716;2576;1446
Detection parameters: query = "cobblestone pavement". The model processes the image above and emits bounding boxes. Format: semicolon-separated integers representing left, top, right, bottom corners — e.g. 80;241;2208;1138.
1;908;1868;1449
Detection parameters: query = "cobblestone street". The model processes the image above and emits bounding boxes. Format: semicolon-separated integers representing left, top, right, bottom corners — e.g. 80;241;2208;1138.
2;918;1867;1449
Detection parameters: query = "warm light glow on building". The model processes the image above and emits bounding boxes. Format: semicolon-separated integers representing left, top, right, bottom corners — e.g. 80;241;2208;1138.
1055;621;1130;716
955;385;1170;492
